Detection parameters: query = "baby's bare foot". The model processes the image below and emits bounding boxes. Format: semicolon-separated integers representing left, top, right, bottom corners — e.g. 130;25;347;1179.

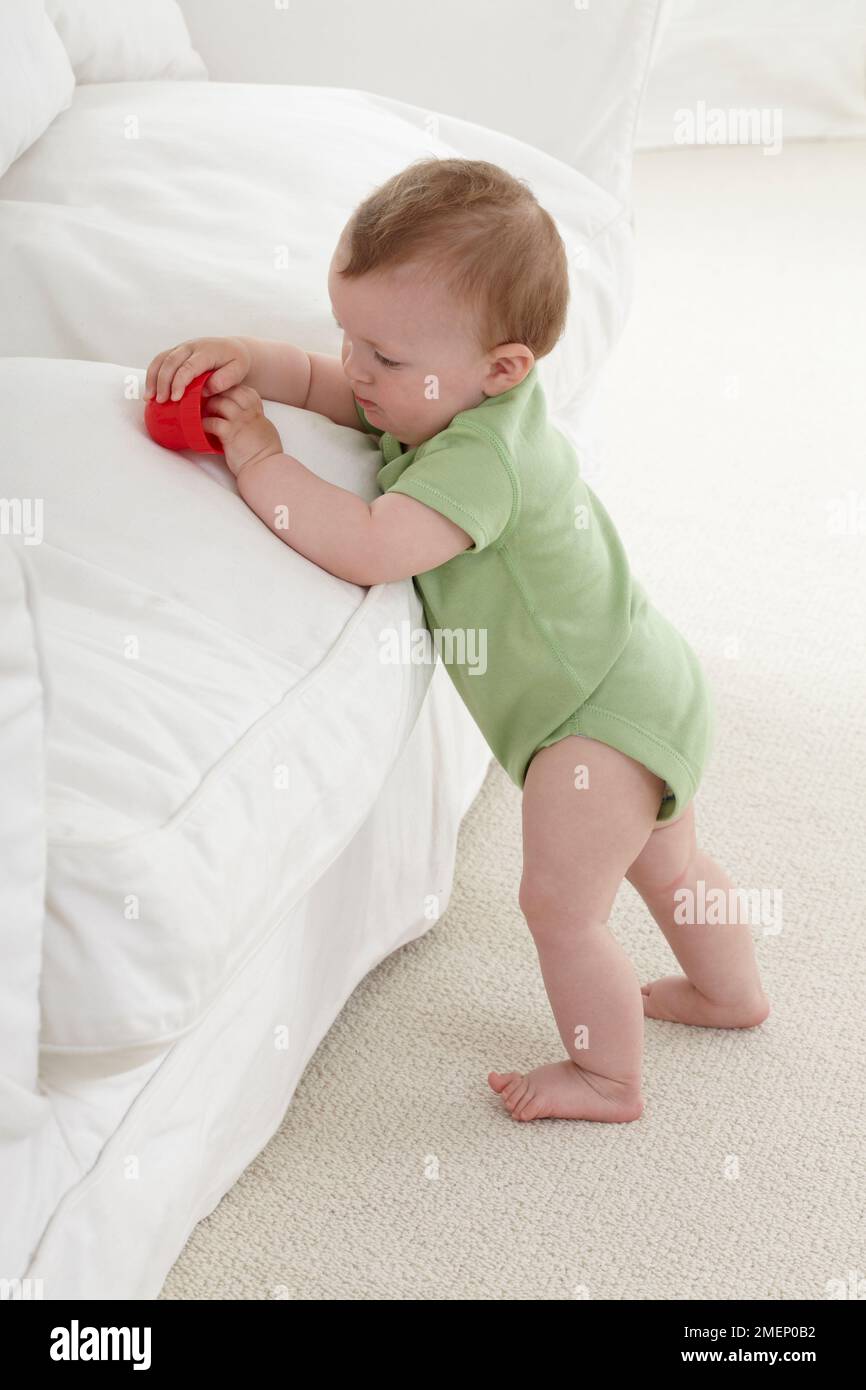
488;1061;644;1123
641;974;770;1029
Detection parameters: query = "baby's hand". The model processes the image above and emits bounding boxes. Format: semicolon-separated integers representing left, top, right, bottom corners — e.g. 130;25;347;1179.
144;336;252;403
201;385;283;478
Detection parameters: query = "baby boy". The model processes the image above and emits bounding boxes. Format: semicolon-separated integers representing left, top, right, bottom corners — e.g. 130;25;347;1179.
144;157;770;1123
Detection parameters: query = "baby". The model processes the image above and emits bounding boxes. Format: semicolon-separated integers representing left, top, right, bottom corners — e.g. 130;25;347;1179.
144;157;770;1123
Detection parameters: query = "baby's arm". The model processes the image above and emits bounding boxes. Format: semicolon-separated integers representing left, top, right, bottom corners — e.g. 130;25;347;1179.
236;455;473;585
215;345;472;582
237;338;365;432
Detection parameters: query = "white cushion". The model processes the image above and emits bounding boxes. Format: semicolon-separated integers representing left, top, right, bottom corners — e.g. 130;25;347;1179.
0;541;49;1111
0;356;435;1052
45;0;208;83
0;0;75;180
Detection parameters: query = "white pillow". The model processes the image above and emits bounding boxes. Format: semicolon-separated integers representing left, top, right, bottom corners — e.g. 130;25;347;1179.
0;0;75;180
45;0;208;83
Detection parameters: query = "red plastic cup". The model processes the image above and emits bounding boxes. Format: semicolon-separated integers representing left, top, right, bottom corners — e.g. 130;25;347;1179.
144;369;224;454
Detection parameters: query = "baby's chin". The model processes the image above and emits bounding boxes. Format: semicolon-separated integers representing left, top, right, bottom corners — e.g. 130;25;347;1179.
375;405;444;448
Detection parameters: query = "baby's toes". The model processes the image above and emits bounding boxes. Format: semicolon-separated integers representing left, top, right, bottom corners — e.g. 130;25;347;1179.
488;1069;520;1096
488;1070;529;1112
641;978;680;1020
512;1086;544;1122
504;1077;531;1112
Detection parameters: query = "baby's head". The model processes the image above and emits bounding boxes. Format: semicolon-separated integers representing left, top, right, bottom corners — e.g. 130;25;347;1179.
329;157;570;447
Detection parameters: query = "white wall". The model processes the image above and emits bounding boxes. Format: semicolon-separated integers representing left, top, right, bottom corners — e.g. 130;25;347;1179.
177;0;668;201
179;0;866;160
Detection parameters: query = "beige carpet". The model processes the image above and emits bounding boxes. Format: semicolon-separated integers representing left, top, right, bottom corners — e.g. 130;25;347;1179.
162;140;866;1300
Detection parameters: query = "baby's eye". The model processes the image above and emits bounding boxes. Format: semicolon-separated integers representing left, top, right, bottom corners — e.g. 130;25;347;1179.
374;351;400;368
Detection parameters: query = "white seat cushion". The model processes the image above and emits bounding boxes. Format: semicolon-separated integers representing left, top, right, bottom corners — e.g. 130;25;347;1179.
0;541;49;1105
0;357;434;1053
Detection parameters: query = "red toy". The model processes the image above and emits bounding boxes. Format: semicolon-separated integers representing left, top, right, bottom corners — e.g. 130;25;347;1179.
144;369;224;454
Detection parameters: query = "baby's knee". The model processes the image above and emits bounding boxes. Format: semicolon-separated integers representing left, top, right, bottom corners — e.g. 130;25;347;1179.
518;875;611;936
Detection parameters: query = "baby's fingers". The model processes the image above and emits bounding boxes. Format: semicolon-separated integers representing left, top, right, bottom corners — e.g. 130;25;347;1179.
201;359;247;397
148;344;196;403
199;415;228;441
199;392;241;419
163;349;219;403
144;349;174;401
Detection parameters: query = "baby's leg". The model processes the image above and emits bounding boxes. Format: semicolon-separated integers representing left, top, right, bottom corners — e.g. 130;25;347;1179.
625;802;770;1027
488;734;665;1124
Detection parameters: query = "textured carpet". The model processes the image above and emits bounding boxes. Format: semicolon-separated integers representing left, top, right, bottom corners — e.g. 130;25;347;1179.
162;140;866;1300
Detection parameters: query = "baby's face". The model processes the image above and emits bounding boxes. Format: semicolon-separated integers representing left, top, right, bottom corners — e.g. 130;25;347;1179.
328;233;495;448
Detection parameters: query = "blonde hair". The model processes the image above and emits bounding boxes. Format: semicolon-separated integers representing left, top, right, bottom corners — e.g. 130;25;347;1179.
338;157;570;359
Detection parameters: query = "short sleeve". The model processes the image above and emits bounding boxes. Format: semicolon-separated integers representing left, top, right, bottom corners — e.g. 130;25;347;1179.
354;398;385;438
383;424;517;554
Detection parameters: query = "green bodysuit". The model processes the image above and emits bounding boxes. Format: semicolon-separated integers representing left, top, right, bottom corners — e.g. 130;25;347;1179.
355;364;715;824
